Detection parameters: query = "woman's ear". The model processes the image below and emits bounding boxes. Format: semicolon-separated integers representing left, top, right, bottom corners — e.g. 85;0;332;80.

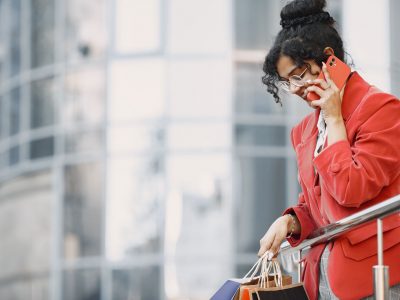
323;47;335;56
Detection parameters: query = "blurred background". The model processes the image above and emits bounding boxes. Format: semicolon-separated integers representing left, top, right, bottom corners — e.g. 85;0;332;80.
0;0;399;299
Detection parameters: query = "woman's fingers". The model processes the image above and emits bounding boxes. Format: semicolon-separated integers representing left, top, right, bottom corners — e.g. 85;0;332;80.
258;234;274;257
306;84;325;97
322;62;338;90
310;99;323;108
308;79;329;90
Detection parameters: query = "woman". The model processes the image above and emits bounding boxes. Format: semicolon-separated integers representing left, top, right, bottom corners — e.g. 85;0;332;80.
258;0;400;299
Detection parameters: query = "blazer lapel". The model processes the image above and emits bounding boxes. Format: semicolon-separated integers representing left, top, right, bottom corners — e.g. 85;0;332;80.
296;109;319;187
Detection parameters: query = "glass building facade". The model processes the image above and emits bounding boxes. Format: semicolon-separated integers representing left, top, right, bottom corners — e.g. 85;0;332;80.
0;0;398;299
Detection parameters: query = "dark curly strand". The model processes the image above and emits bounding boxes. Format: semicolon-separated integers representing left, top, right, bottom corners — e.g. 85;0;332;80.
262;0;346;105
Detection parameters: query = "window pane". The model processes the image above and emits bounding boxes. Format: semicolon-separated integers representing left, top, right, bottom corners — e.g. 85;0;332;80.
114;0;160;53
0;276;49;300
106;157;164;259
0;1;6;79
0;171;52;296
30;137;55;159
0;150;6;170
168;0;229;54
0;96;6;139
108;124;165;155
169;60;230;119
109;59;165;122
235;62;285;115
63;269;100;300
31;77;56;129
64;163;103;258
235;125;287;147
64;67;105;125
234;0;280;49
9;145;19;166
164;154;232;299
66;0;106;61
235;157;287;253
31;0;54;67
168;122;230;150
64;129;103;154
10;88;20;136
112;267;160;300
165;154;231;256
10;0;21;76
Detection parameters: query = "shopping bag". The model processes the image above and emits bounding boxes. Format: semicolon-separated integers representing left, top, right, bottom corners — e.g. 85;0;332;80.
238;275;292;300
210;253;267;300
245;258;309;300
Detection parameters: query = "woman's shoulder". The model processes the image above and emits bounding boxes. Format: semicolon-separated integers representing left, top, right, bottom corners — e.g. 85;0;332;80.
356;86;400;125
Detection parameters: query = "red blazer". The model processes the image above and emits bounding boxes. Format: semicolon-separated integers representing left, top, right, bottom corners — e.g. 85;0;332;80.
284;72;400;300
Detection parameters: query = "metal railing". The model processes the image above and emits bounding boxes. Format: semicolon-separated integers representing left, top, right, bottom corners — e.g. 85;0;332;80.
279;193;400;300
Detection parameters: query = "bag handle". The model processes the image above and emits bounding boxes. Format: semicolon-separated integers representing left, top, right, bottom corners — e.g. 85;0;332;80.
259;258;283;288
242;251;270;280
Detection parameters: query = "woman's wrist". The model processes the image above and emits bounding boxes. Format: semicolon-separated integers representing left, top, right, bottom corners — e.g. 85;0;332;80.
285;214;296;238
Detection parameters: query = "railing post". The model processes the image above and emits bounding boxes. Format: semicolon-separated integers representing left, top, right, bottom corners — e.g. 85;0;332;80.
373;218;389;300
298;249;302;283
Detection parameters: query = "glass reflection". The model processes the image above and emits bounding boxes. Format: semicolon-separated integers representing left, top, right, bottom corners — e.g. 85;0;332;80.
10;88;20;136
10;0;21;76
9;145;19;166
64;67;105;125
63;269;100;300
168;122;230;151
30;137;55;159
0;277;49;300
235;156;287;253
106;156;164;259
65;0;106;61
64;129;103;154
235;0;279;49
0;96;5;139
64;163;103;258
235;62;285;115
169;60;229;119
112;267;160;300
31;77;56;129
31;0;54;68
164;154;231;299
110;59;165;122
235;125;286;147
114;0;160;53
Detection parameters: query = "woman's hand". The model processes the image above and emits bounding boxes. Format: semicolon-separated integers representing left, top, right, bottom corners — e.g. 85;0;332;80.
258;215;293;259
305;62;348;146
305;62;343;126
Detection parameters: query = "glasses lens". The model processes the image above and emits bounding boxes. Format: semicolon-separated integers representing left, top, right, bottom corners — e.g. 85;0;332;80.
290;75;305;87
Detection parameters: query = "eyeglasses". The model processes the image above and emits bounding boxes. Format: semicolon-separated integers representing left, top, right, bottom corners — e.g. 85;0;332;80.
278;65;309;92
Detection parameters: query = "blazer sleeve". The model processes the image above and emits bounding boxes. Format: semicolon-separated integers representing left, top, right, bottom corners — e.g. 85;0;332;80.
313;94;400;207
282;126;318;246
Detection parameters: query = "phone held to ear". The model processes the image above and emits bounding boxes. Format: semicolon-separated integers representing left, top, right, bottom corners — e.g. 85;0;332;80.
306;55;351;101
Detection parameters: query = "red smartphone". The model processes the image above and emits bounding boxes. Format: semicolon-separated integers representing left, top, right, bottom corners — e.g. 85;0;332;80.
306;55;351;101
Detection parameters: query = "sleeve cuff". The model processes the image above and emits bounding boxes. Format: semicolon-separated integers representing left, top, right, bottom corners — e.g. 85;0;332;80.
283;206;317;247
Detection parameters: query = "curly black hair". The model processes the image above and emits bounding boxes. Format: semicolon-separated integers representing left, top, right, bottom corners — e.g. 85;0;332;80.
262;0;346;105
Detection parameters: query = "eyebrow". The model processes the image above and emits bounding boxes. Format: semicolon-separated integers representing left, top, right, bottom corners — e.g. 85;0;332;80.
286;66;299;78
279;66;299;81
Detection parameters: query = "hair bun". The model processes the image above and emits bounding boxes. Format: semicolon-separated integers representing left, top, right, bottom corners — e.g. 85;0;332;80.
280;11;334;29
280;0;333;29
